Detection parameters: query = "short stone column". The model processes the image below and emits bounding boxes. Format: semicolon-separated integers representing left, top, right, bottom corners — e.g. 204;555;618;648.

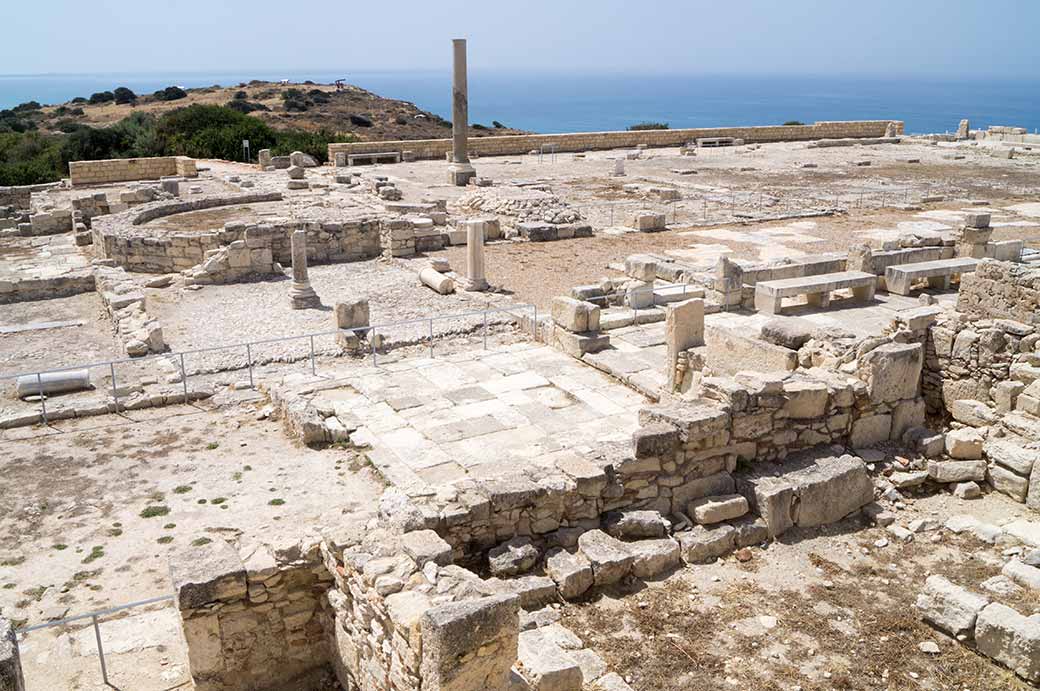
257;149;272;169
289;230;321;309
957;213;993;259
334;299;369;351
665;298;705;391
459;220;489;291
447;39;476;186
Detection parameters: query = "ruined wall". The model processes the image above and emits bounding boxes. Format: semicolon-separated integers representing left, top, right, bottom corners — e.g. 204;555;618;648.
329;120;903;161
0;274;96;305
0;187;31;211
69;156;197;186
957;259;1040;325
172;541;333;691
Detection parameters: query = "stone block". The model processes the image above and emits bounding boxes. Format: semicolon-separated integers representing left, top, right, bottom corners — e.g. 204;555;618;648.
517;629;583;691
624;254;657;282
677;524;736;564
630;424;679;460
334;299;369;330
0;617;24;691
946;428;984;459
917;575;989;638
670;472;736;510
577;530;633;586
420;594;520;691
760;317;814;349
545;548;593;601
551;297;594;333
628;538;681;578
1002;560;1040;591
16;369;91;398
860;342;922;404
975;603;1040;683
603;509;668;539
594;673;635;691
170;540;247;609
420;268;455;294
687;494;749;524
927;460;987;483
630;211;666;232
489;537;540;577
783;379;829;419
401;529;452;567
988;465;1029;502
850;414;892;448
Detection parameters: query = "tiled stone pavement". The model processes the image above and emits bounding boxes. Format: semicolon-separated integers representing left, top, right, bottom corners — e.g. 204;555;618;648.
309;342;647;493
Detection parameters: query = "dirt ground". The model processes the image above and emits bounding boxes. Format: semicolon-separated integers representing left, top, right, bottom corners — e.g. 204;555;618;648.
561;491;1038;691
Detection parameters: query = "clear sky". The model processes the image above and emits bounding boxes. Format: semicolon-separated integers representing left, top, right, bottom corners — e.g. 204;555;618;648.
3;0;1038;77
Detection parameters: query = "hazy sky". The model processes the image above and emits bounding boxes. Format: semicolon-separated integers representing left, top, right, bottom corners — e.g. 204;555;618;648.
4;0;1038;77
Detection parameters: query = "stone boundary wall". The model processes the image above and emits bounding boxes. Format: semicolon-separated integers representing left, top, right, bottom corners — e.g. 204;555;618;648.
957;259;1040;325
0;187;31;211
92;193;384;273
0;273;96;305
329;120;904;161
69;156;198;186
171;540;333;691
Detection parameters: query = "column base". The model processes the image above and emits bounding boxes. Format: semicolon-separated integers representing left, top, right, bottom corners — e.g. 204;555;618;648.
458;277;489;292
448;163;476;187
289;282;321;309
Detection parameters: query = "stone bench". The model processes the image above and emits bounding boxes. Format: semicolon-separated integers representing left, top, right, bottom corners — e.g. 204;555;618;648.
347;152;401;166
754;270;876;315
885;258;978;296
696;137;741;148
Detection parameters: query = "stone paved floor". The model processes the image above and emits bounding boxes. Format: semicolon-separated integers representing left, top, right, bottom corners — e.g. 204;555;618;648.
307;342;646;493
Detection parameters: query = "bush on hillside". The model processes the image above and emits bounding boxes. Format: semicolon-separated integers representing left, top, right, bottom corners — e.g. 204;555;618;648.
0;131;63;185
113;87;137;104
349;114;373;127
154;86;187;102
155;104;277;160
284;99;309;112
13;101;41;112
783;120;805;126
226;100;269;114
628;122;669;131
89;91;115;104
233;90;248;100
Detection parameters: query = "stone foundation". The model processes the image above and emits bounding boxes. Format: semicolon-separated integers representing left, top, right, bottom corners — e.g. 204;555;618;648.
69;156;197;186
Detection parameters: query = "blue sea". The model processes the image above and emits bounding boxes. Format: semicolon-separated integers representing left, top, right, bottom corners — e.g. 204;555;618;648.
1;70;1037;136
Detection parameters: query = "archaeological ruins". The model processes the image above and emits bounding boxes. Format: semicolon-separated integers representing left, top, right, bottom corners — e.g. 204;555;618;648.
3;41;1040;691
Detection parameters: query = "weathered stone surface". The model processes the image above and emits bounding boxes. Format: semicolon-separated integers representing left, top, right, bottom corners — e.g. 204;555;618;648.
603;510;668;539
760;317;814;349
627;538;681;578
951;399;998;427
953;481;982;499
985;438;1036;477
170;539;247;609
333;299;369;330
916;575;989;638
730;515;770;547
1002;560;1040;590
594;673;636;691
420;594;520;691
1004;520;1040;548
783;379;829;419
552;296;599;333
498;575;557;610
630;424;679;460
0;617;24;691
687;494;749;524
945;428;984;459
577;530;633;586
671;472;736;509
927;460;987;483
517;629;583;691
678;524;736;564
624;254;657;282
401;529;453;567
975;603;1040;683
489;537;541;577
989;465;1029;502
545;548;594;601
861;342;922;403
850;413;892;448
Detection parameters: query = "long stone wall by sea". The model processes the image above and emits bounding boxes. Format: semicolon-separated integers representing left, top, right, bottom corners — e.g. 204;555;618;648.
329;120;904;161
69;156;198;186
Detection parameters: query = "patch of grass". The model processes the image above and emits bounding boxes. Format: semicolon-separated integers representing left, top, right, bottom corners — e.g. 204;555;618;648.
0;556;26;567
2;583;15;589
52;544;68;551
108;528;123;537
140;505;170;518
23;585;47;602
157;536;174;544
210;497;226;505
163;523;176;530
81;546;104;564
173;485;192;494
268;498;285;506
232;472;242;481
206;441;219;450
191;537;212;547
149;491;166;502
243;465;253;471
197;498;207;504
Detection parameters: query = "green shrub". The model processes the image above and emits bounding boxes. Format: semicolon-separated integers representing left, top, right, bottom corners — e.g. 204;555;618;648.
783;120;805;126
156;105;277;160
227;100;269;114
89;91;115;105
71;97;87;104
492;120;505;129
271;129;349;163
349;114;372;127
113;87;137;104
233;90;248;100
628;122;669;131
154;86;187;102
13;101;41;112
283;99;309;112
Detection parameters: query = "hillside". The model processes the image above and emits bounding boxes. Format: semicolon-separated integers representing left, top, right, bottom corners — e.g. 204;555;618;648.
31;80;528;141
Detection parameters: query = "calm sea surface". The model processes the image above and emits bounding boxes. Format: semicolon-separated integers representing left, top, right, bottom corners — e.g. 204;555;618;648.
1;70;1037;135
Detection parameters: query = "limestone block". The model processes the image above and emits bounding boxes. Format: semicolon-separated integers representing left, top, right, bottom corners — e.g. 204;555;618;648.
170;539;247;609
731;515;770;547
517;629;583;691
688;494;749;524
624;254;658;282
551;297;591;333
1030;462;1040;511
988;465;1029;502
489;537;540;577
946;428;984;460
401;529;452;567
953;481;982;499
603;509;668;539
783;379;829;419
627;538;681;578
577;530;634;586
850;414;892;448
860;342;922;403
891;399;926;441
630;211;666;232
760;317;814;350
630;424;679;460
499;575;557;610
1002;560;1040;591
950;399;998;427
678;524;736;564
975;603;1040;683
927;460;987;483
594;673;635;691
545;548;593;600
334;299;370;330
670;472;736;510
287;165;306;180
916;575;989;638
420;594;520;691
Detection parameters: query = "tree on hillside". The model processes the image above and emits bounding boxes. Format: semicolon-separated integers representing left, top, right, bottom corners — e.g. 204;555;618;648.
114;87;137;105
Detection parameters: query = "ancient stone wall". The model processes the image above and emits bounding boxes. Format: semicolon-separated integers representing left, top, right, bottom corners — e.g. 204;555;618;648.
0;274;96;305
94;265;165;356
171;541;333;691
329;120;904;161
69;156;197;186
0;186;32;211
957;259;1040;325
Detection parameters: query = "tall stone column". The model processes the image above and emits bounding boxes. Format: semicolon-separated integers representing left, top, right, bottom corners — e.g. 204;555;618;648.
460;220;488;291
289;230;320;309
448;38;476;186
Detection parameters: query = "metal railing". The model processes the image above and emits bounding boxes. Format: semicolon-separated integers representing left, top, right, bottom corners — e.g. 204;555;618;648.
14;594;175;688
0;302;539;427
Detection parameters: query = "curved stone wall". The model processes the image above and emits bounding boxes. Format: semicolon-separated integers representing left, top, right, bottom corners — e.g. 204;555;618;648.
92;193;384;273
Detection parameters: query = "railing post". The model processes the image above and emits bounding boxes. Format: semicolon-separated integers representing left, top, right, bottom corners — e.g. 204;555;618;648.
428;319;434;358
309;335;316;376
37;372;46;425
179;354;188;402
92;614;110;685
483;309;488;350
371;328;377;367
246;344;254;389
110;363;119;411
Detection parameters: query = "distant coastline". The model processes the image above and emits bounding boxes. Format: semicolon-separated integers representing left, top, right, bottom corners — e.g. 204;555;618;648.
2;71;1038;135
